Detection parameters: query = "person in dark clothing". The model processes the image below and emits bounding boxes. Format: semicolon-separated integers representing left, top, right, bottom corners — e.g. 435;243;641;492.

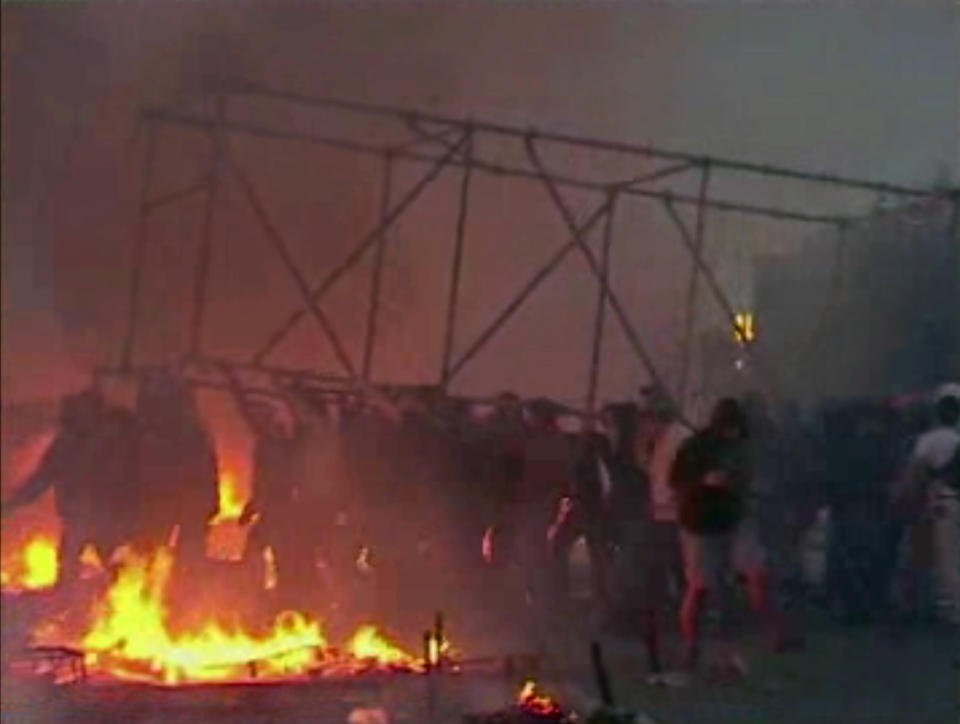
3;388;139;587
824;400;901;624
134;372;218;574
825;400;898;623
550;428;614;608
514;398;571;612
482;392;528;559
238;398;318;609
671;398;779;672
600;400;683;678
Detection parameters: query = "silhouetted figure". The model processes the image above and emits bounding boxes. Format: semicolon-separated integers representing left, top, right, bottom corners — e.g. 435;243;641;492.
671;398;779;673
633;397;689;677
895;388;960;629
515;398;570;612
3;388;139;587
824;400;900;624
553;427;613;608
241;400;317;609
134;372;218;573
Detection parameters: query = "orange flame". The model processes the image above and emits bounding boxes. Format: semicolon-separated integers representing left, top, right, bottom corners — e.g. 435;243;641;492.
262;546;278;591
75;547;330;684
211;469;246;523
30;545;426;684
1;534;59;593
207;467;252;562
518;679;564;717
346;625;418;668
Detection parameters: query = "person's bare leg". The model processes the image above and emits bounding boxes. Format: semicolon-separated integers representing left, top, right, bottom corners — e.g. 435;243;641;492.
680;584;708;668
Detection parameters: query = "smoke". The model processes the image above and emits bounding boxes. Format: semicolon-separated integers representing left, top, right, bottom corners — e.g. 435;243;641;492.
2;4;957;407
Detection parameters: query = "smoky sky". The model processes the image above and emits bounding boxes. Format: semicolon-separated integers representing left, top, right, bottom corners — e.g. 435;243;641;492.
2;2;957;405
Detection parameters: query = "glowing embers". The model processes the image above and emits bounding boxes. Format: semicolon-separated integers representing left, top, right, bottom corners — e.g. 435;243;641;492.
27;546;434;686
1;534;59;593
517;680;565;718
464;680;577;724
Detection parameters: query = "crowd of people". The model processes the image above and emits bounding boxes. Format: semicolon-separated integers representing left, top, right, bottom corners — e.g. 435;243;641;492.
3;370;958;675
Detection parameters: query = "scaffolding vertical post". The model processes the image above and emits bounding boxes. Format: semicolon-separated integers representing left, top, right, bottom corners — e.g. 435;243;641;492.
120;123;159;371
586;191;617;413
678;161;711;410
362;152;394;382
440;127;473;388
188;94;225;359
947;192;960;376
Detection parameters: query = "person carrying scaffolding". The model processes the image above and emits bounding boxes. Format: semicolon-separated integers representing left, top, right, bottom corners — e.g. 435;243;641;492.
223;376;328;611
2;386;140;589
134;371;219;575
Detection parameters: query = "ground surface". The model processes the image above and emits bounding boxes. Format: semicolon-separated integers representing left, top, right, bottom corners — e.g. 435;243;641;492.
2;617;957;724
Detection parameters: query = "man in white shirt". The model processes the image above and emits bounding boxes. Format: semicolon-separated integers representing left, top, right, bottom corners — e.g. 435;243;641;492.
902;388;960;629
633;401;690;682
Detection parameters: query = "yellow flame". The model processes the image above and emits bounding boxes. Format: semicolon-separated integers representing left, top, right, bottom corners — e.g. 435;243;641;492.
207;468;252;561
734;312;756;344
1;534;59;592
346;625;418;668
22;536;58;589
28;545;425;684
74;547;325;684
212;469;246;523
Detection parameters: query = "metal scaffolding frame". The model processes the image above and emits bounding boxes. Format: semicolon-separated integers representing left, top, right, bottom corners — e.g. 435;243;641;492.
112;78;959;415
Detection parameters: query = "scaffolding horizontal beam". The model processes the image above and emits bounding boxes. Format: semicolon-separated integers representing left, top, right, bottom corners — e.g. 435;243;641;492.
95;360;594;418
141;108;848;225
210;78;950;199
143;181;209;212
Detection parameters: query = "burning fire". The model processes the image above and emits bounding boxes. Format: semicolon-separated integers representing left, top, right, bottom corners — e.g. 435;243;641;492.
517;680;564;718
346;625;418;668
1;534;59;592
207;467;252;561
28;545;428;685
73;547;323;684
212;469;246;523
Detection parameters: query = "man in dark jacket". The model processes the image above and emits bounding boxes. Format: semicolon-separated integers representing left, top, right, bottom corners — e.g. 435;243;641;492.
671;398;776;672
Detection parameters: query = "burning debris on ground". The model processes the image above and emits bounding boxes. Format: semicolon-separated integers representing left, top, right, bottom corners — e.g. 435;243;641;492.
7;544;445;686
463;681;576;724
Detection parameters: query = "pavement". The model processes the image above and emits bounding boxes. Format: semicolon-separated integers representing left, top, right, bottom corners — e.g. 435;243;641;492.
2;615;957;724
